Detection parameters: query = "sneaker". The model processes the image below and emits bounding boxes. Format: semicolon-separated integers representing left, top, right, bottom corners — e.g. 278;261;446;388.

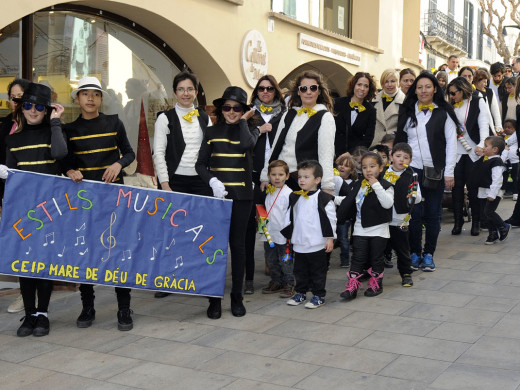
244;280;254;295
7;295;24;313
340;259;350;268
286;293;306;306
364;270;384;297
304;295;325;309
17;315;37;337
421;253;436;272
340;271;363;301
499;223;511;242
485;230;499;245
117;309;133;331
410;253;421;271
504;191;514;198
33;314;50;337
77;306;96;328
383;256;394;268
513;194;518;201
262;281;283;294
279;284;294;298
401;274;413;287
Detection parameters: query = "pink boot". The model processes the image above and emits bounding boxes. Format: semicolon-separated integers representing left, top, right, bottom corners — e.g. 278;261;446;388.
364;268;384;297
340;271;363;301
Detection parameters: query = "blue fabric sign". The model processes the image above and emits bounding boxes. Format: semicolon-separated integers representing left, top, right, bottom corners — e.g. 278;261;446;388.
0;170;232;297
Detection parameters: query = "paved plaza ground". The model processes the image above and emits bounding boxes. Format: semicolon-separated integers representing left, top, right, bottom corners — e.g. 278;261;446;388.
1;199;520;389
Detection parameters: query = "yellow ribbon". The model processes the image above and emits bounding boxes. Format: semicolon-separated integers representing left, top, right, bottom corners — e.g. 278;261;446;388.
294;190;309;199
418;104;435;112
333;168;340;176
182;109;199;123
349;101;366;112
510;94;515;98
384;170;400;184
449;70;457;74
296;107;317;117
453;101;464;108
361;179;373;195
484;156;489;161
260;104;273;113
265;184;276;195
382;93;394;102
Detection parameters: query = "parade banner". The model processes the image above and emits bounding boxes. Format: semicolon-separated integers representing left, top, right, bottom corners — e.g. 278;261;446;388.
0;170;232;297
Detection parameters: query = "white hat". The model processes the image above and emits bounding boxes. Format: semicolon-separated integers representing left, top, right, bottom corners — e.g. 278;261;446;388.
71;76;107;99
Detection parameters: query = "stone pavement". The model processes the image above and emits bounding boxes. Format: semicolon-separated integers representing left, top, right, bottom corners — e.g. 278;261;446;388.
1;199;520;390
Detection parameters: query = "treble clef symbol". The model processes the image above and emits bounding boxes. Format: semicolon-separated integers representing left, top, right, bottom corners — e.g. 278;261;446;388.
100;212;117;262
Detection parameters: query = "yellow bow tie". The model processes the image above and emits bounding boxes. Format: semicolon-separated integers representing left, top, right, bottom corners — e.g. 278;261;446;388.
472;84;476;90
265;184;277;195
349;101;366;112
510;94;515;98
484;156;489;161
260;104;273;113
382;93;394;102
449;70;457;74
384;170;400;184
418;104;435;112
505;135;510;140
296;107;317;117
453;101;464;108
493;80;500;86
361;179;373;195
334;168;340;176
294;189;309;198
182;109;199;123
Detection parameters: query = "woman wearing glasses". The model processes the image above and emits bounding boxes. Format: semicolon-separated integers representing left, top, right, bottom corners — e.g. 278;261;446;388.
334;72;377;155
395;73;459;272
244;75;286;295
447;77;490;236
260;70;335;193
196;86;264;319
473;68;503;134
2;83;67;337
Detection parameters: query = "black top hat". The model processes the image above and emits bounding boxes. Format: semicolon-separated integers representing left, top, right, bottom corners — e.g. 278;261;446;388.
14;83;52;107
213;86;250;112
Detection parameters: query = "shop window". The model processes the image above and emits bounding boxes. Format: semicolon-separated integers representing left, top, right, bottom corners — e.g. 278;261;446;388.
0;20;21;117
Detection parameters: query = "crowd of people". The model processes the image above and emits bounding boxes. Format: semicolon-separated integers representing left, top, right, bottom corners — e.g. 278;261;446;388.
0;53;517;337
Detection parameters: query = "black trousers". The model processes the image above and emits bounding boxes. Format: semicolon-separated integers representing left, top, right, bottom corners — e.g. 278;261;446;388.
453;154;480;223
480;197;504;230
293;249;328;297
244;172;265;281
168;174;212;196
79;284;131;310
20;277;52;314
229;200;253;294
388;226;413;276
351;235;387;275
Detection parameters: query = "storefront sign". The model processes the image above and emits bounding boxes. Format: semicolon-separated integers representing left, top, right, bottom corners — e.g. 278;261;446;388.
0;170;232;297
297;33;361;66
241;30;268;88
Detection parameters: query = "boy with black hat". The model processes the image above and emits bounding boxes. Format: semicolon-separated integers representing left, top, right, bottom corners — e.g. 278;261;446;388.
63;76;135;331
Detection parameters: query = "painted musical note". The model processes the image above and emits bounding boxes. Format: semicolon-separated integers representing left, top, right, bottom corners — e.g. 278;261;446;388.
100;212;117;262
174;256;183;269
75;236;85;246
57;246;65;258
122;250;132;261
166;237;175;250
138;232;142;240
150;246;157;261
25;247;31;255
43;232;55;247
79;248;89;256
75;222;86;232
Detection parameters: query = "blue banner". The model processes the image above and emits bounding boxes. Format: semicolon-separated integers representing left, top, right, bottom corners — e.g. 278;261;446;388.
0;170;232;297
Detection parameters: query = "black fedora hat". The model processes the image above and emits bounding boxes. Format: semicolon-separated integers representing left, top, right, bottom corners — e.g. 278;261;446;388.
213;86;250;112
14;83;52;108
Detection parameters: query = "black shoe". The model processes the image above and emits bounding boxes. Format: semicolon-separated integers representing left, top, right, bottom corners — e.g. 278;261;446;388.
117;309;133;331
230;293;246;317
358;271;371;282
154;292;169;298
471;221;480;236
401;274;413;287
451;223;462;235
485;230;499;245
505;218;520;227
33;314;50;337
499;223;511;242
77;306;96;328
207;298;222;319
17;314;36;337
383;257;394;268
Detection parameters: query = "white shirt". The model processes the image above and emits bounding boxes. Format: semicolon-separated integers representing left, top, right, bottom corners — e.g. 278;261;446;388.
453;97;490;162
503;133;519;164
262;185;293;245
405;103;458;177
478;155;505;199
447;69;459;83
353;181;394;238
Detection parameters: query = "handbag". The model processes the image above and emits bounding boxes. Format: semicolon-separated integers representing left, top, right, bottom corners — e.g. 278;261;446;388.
422;166;444;190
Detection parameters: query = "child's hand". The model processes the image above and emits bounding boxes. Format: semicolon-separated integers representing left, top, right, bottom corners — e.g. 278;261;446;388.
50;104;65;119
367;175;378;186
102;162;122;183
241;108;255;121
67;169;83;183
324;238;334;253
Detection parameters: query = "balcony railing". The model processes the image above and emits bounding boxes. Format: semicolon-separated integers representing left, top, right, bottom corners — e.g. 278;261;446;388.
422;9;468;52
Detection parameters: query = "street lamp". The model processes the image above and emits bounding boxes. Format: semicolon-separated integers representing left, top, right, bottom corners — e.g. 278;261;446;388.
502;25;520;36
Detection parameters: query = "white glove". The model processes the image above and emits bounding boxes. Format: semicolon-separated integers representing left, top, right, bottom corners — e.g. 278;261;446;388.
209;177;228;199
0;164;8;180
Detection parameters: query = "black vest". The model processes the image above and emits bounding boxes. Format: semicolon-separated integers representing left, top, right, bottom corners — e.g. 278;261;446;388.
384;167;416;214
425;109;448;169
250;110;283;173
164;108;209;179
464;96;481;144
269;109;327;166
469;156;505;189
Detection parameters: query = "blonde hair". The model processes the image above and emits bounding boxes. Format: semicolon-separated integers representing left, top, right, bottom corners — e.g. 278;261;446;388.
380;68;400;88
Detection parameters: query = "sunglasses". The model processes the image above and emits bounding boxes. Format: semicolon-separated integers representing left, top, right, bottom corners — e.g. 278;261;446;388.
448;90;460;96
22;102;46;112
222;105;243;113
298;85;319;93
257;86;275;92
